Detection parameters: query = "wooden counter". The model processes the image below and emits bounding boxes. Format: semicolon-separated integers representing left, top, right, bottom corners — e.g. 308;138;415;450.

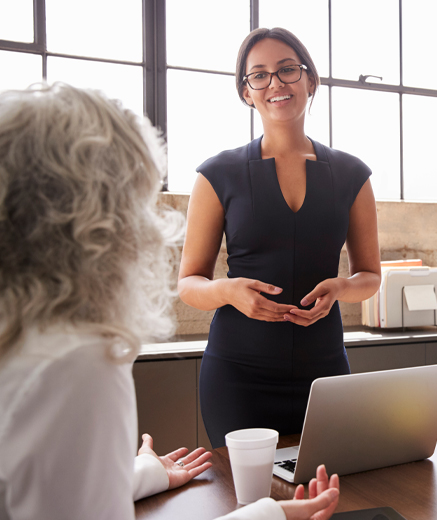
135;433;437;520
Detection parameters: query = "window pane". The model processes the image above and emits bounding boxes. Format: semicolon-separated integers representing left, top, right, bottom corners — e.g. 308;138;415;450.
403;95;437;201
403;0;437;90
0;0;33;43
332;87;400;200
254;84;330;146
332;0;399;85
259;0;329;78
167;70;250;192
305;84;330;146
166;0;250;72
46;0;142;61
254;111;263;140
47;57;143;116
0;51;42;91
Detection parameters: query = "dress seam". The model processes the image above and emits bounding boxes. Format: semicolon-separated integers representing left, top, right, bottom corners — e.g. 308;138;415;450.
291;216;296;421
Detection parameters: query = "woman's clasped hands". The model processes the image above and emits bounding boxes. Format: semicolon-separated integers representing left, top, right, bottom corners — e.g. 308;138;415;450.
284;278;346;327
224;277;297;322
224;277;345;327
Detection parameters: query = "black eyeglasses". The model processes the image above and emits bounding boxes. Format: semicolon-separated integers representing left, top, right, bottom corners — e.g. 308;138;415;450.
243;64;308;90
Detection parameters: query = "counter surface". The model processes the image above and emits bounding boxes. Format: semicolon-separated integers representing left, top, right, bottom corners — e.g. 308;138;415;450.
137;326;437;361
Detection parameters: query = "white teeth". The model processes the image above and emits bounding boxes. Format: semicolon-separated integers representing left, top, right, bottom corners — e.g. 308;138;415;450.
269;95;291;103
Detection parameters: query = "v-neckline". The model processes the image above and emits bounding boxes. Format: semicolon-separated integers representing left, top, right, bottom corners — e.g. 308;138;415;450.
273;157;311;214
250;136;319;215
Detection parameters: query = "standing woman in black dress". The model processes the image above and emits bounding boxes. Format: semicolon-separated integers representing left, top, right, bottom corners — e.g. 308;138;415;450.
178;27;381;448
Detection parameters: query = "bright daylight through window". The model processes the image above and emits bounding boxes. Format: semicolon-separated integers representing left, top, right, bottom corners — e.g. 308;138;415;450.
0;0;436;201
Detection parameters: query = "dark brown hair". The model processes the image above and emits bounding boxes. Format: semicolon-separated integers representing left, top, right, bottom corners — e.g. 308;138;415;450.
236;27;320;109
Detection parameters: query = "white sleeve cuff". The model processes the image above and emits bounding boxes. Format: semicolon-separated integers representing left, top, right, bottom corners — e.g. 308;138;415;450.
215;497;287;520
133;453;169;501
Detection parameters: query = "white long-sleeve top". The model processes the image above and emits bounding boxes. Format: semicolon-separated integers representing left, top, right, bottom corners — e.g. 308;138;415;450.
0;326;285;520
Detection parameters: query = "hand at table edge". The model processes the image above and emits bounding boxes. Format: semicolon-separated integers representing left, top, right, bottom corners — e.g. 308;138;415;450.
278;465;339;520
138;433;213;490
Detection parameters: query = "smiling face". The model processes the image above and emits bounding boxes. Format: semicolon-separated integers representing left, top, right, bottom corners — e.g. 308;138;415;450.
243;38;314;128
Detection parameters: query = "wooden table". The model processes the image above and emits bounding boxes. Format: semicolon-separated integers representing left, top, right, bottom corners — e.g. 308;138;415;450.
135;434;437;520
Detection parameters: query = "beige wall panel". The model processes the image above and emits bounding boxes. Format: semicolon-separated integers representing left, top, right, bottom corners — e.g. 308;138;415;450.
160;194;437;334
133;359;197;454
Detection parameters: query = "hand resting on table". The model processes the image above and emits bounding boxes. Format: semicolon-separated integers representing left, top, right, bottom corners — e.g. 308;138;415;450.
138;433;213;490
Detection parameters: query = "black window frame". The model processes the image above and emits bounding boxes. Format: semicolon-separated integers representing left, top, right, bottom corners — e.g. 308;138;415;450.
1;0;437;198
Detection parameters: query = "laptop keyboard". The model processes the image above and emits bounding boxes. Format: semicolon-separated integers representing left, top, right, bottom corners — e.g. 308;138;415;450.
275;458;297;473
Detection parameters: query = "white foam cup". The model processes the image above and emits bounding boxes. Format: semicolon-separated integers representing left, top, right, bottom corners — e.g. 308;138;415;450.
225;428;279;505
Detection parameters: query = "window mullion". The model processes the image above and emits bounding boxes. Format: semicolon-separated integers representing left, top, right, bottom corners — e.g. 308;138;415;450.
155;0;166;139
328;0;333;148
145;0;167;187
249;0;259;142
144;0;167;137
399;0;404;200
34;0;46;51
250;0;259;31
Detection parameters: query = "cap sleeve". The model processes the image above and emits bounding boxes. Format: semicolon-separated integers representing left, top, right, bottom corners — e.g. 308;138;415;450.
196;144;250;212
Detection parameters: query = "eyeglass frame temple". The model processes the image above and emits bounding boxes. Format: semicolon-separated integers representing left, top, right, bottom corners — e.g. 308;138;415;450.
243;64;308;90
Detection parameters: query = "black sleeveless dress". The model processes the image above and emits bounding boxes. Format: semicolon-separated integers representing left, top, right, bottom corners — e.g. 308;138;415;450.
197;136;371;448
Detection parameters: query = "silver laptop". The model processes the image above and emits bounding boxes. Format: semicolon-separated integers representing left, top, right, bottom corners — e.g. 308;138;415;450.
274;365;437;484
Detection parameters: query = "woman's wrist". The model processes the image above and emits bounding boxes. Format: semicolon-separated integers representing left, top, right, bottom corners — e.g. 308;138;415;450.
332;276;349;302
335;271;381;303
213;277;235;307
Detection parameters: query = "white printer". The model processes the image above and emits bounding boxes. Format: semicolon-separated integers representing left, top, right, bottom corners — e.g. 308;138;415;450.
362;261;437;328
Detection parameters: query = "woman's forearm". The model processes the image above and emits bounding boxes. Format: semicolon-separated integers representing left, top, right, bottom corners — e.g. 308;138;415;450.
334;271;381;304
178;276;231;311
178;276;297;322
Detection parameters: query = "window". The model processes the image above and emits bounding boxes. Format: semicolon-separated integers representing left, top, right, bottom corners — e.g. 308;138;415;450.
332;87;401;200
0;0;144;116
166;0;251;192
1;0;436;201
0;0;34;43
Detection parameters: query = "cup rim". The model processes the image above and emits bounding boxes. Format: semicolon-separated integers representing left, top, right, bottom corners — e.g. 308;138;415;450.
225;428;279;450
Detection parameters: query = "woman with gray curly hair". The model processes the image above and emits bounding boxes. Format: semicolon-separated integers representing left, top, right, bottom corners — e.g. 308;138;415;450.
0;83;338;520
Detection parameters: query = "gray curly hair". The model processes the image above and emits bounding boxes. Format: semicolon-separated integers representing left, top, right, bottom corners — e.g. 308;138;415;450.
0;83;183;362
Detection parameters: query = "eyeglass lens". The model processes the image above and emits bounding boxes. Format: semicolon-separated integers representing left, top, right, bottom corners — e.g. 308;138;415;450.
247;66;302;90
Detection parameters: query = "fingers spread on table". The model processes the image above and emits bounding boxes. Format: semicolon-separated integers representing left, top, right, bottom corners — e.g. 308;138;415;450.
187;460;213;479
166;447;189;462
182;449;212;469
